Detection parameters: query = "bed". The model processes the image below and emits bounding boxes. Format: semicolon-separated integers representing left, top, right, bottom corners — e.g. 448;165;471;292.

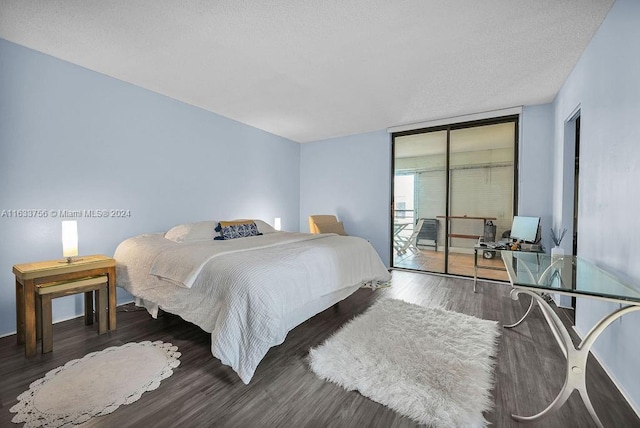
114;219;391;383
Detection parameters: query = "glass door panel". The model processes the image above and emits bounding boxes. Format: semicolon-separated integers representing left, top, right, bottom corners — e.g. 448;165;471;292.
393;130;447;273
447;122;515;279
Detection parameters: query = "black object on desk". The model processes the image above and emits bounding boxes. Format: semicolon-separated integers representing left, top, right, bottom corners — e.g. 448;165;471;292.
473;241;544;292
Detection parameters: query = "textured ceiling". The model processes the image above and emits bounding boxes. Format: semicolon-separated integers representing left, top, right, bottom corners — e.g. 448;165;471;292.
0;1;614;143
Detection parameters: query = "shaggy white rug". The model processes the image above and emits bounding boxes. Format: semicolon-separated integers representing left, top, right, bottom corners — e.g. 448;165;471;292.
309;298;500;427
10;341;180;427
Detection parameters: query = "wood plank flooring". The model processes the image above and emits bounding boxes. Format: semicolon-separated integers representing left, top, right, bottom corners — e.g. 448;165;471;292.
1;271;638;427
394;248;510;281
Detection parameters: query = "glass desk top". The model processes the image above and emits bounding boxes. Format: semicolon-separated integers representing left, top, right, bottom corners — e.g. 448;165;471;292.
501;251;640;304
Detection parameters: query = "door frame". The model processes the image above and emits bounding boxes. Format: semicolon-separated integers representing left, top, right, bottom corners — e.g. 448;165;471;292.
390;115;520;275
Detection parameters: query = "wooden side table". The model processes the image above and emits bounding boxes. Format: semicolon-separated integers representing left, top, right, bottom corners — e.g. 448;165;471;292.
38;276;109;353
13;255;116;358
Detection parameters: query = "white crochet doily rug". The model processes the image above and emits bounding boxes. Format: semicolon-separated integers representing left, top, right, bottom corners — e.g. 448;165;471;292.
10;341;180;427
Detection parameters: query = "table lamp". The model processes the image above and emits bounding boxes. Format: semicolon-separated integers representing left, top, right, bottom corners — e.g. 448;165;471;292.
61;220;78;263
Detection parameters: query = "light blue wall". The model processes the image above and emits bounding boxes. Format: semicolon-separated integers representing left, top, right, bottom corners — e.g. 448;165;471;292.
299;130;392;266
554;0;640;409
298;115;555;269
519;104;554;252
552;0;640;411
0;39;300;337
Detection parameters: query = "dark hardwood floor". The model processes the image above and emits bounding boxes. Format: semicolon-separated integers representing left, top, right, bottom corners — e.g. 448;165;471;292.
1;271;638;427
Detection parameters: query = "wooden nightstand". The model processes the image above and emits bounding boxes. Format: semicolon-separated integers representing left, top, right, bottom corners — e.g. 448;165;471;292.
13;255;116;357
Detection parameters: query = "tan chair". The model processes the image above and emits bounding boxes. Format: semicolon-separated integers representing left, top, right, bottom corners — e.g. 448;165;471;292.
308;215;348;236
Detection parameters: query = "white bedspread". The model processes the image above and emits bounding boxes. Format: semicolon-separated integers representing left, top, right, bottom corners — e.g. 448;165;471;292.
149;232;330;288
114;232;391;383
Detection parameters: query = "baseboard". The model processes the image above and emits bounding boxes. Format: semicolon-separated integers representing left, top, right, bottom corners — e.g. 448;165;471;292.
551;293;574;309
571;325;640;419
556;303;574;310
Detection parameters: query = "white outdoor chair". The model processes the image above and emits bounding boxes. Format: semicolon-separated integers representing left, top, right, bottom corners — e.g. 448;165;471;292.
398;218;425;255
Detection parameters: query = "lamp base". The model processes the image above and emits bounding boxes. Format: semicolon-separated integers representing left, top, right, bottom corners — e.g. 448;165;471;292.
58;257;83;264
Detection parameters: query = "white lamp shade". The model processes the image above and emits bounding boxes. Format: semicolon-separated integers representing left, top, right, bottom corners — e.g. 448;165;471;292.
62;221;78;257
274;217;281;231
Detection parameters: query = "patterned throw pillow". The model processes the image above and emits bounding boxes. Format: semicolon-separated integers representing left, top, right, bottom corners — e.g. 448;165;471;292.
214;221;262;240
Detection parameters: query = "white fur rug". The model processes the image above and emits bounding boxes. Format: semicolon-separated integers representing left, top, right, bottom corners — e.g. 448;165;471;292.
309;299;500;427
10;341;180;427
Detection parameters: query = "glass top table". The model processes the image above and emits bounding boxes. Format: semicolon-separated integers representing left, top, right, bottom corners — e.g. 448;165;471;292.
500;251;640;428
501;251;640;304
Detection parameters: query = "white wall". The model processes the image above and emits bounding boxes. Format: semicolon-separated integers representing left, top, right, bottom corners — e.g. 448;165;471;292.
552;0;640;411
0;39;300;336
299;131;392;265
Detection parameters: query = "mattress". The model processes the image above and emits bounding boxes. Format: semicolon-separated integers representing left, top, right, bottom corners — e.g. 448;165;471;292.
114;230;391;383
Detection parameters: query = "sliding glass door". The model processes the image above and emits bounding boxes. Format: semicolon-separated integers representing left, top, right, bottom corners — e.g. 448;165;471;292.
393;130;447;273
392;116;517;280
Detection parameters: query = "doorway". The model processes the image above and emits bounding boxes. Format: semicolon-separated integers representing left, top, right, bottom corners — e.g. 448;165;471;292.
573;115;580;258
571;114;581;320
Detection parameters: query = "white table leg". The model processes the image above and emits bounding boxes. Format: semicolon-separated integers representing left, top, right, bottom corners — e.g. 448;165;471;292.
507;288;640;427
504;288;536;328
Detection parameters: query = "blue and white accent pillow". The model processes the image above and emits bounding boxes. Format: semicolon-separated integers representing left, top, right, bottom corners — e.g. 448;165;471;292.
214;221;262;240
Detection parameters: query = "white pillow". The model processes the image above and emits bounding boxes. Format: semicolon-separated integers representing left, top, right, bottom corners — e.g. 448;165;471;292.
253;219;277;234
164;221;218;242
